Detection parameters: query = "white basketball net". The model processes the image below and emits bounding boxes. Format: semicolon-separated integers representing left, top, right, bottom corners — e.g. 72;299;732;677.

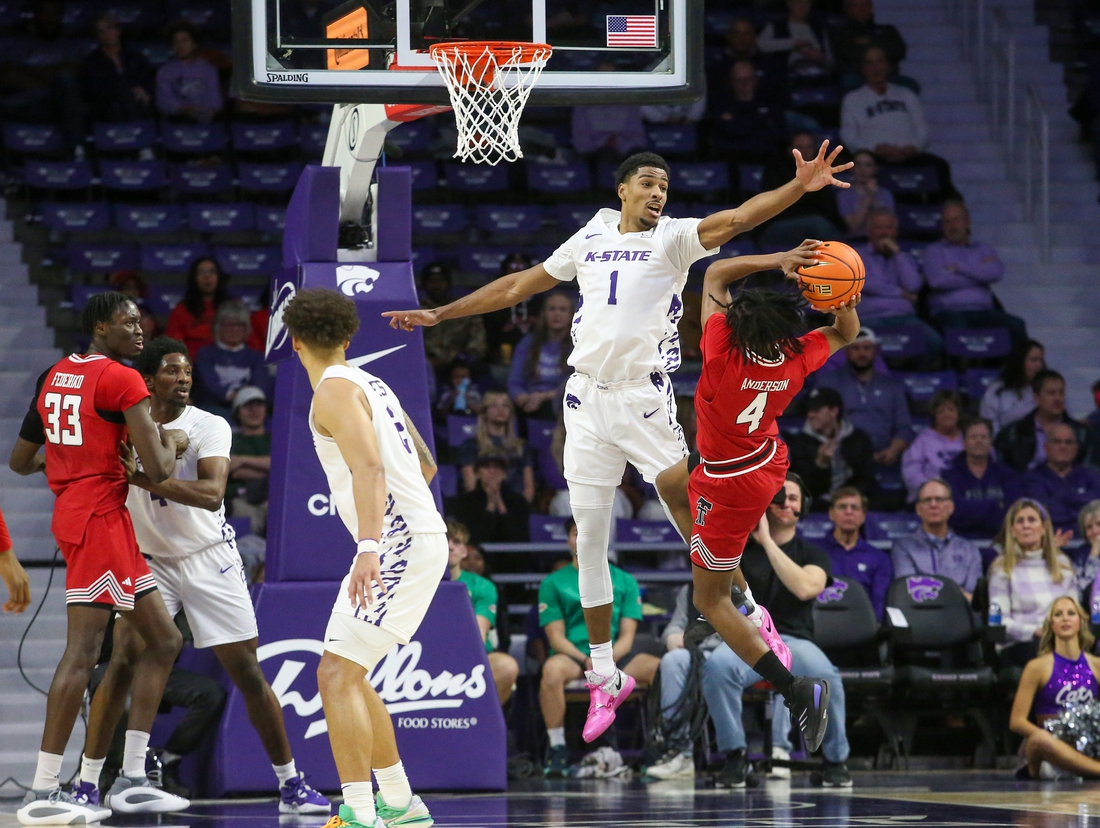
430;42;552;166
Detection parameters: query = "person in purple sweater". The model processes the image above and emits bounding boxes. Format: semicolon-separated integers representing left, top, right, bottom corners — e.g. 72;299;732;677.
507;292;574;421
901;389;964;502
193;300;271;416
942;417;1022;540
923;200;1027;351
816;487;892;620
853;209;941;355
155;20;222;123
1022;423;1100;533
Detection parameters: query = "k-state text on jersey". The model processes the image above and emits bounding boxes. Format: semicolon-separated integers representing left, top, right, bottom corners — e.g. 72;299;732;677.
583;250;653;263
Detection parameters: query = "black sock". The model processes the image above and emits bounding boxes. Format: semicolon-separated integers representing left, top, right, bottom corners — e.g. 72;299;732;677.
753;650;794;698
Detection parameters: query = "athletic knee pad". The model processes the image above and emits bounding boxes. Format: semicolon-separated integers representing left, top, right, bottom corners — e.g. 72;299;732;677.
568;483;616;608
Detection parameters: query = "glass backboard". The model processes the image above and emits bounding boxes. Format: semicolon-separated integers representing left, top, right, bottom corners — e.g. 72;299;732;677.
231;0;703;105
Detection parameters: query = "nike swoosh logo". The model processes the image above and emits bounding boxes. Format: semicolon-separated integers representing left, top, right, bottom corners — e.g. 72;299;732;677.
643;408;660;418
220;565;234;573
585;233;601;239
349;344;406;367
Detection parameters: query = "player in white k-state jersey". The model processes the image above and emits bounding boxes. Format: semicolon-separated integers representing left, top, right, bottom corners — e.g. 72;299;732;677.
283;289;445;828
385;143;853;744
78;337;331;817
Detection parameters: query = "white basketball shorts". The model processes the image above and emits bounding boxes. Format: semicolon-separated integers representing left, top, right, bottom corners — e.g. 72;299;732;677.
563;372;688;487
146;542;258;649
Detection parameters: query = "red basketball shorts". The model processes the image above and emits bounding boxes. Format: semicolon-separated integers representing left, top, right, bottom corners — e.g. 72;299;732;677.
688;450;788;572
58;507;156;610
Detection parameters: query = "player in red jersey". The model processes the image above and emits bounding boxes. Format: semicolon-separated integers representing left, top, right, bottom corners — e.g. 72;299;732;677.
655;242;862;753
9;292;190;825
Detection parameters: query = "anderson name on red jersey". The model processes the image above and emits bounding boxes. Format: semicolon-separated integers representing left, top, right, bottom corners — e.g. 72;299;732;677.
694;315;830;476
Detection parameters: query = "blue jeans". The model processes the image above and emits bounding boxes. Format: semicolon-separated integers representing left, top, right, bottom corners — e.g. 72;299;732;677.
659;638;849;762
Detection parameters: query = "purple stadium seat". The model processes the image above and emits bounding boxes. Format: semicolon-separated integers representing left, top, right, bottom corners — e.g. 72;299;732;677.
161;123;227;154
671;371;699;397
226;285;263;308
900;370;959;405
3;123;64;155
68;242;139;273
672;163;728;195
141;243;209;273
96;2;161;30
187;202;255;233
476;204;544;236
92;121;157;153
387;121;435;155
875;322;928;361
457;246;509;280
407;161;439;192
40;203;110;233
170;163;234;197
412;205;469;237
527;162;592;195
943;327;1011;360
410;246;438;275
798;514;834;543
615;519;679;545
646;124;698;156
299;124;328;157
879;164;940;196
738;163;764;194
22;161;93;191
70;284;108;312
238;162;302;193
436;465;458;499
540;446;567;489
899;240;929;266
556;203;598;230
175;0;227;30
964;368;1000;400
897;204;943;238
134;40;172;66
778;416;805;438
791;86;840;108
213;246;281;277
526;419;557;451
114;204;182;233
255;206;286;234
864;512;921;542
231;121;297;152
100;160;167;192
447;415;478;449
144;288;184;318
445;163;508;193
530;515;569;543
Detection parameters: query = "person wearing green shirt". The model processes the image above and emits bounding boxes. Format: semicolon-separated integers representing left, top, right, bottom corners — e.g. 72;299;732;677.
447;521;519;705
537;517;662;776
227;386;271;537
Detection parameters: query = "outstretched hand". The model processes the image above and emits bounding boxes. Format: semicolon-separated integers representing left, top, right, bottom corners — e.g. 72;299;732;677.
794;140;853;192
382;309;439;332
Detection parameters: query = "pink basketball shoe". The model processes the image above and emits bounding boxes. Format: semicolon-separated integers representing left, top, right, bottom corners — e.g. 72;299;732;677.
757;605;792;670
581;670;636;743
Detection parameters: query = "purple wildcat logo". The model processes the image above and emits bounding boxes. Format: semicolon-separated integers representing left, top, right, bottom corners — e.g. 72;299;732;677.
906;575;943;602
817;581;848;604
566;394;581;409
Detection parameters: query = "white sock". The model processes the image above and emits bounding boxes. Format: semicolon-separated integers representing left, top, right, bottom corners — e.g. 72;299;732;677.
374;761;412;811
273;759;298;787
547;727;566;748
80;755;106;787
122;730;150;778
341;781;375;824
589;641;615;677
32;751;64;792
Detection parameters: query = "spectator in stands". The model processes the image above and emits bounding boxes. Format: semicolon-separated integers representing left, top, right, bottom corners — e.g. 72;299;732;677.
539;516;658;776
156;20;223;123
193;300;271;416
923;200;1026;350
508;292;574;420
902;390;964;502
457;391;535;501
818;487;892;621
227;386;271;537
892;478;983;601
166;256;229;359
81;13;155;124
758;132;845;247
715;18;790;109
419;261;488;376
851;209;942;355
447;520;519;705
840;47;955;198
758;0;832;81
446;451;530;546
247;288;269;354
829;0;907;87
1022;424;1100;533
1087;379;1100;435
817;328;914;469
110;269;147;300
1075;500;1100;590
837;151;895;237
980;340;1046;435
571;63;647;163
483;253;538;362
988;499;1078;667
787;387;878;510
709;60;789;161
136;301;161;341
942;417;1022;540
994;370;1095;473
435;359;483;422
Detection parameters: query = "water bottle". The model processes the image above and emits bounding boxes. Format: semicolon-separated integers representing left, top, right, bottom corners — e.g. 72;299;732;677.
454;377;469;411
987;601;1002;626
1091;599;1100;626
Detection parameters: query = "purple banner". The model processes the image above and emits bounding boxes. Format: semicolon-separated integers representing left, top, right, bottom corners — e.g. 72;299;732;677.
212;581;507;793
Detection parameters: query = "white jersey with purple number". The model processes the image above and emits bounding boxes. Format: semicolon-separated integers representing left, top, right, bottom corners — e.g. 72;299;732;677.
543;208;718;383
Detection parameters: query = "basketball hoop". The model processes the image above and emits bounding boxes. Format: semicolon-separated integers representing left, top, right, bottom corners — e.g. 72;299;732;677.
429;41;552;165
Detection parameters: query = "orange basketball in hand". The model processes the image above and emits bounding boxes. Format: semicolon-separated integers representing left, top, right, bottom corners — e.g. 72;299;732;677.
796;241;865;311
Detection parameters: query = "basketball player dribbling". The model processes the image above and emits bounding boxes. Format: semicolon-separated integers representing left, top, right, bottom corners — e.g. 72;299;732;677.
283;288;443;828
385;142;853;743
10;292;190;825
654;249;862;752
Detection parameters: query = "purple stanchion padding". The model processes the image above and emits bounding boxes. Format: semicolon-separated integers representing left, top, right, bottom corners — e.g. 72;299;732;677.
376;166;412;262
212;581;507;794
283;165;339;267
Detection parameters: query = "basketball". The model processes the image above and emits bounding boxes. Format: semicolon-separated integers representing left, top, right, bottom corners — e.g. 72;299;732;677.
796;241;865;311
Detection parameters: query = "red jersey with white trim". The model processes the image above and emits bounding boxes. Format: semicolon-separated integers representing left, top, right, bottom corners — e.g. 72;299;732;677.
28;354;150;544
694;316;830;468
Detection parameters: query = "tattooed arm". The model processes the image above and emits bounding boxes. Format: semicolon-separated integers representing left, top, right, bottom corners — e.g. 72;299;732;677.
404;414;437;484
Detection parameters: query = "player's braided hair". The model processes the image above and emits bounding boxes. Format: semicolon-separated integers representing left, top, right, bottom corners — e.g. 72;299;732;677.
135;336;189;377
282;288;360;350
82;291;135;337
721;287;805;364
615;152;670;186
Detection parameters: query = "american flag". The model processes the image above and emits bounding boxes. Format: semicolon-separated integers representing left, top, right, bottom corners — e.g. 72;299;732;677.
606;15;658;49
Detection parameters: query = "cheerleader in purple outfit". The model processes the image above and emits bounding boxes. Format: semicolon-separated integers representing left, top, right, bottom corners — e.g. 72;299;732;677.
1009;595;1100;779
